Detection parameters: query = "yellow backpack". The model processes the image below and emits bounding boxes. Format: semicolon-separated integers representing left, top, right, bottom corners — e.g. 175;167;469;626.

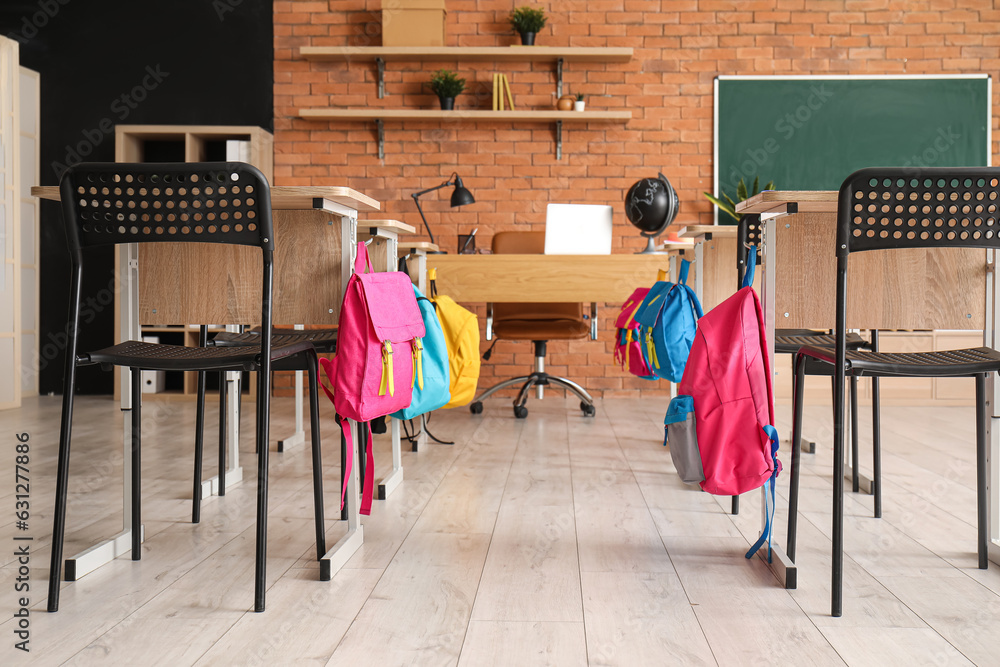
429;271;480;408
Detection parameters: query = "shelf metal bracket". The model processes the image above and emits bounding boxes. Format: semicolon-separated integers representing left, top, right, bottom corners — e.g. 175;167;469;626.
556;57;564;98
376;57;386;99
555;120;563;160
376;119;384;160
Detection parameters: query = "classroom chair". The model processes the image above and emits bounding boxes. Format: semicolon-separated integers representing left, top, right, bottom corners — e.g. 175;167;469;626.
48;162;328;614
789;167;1000;617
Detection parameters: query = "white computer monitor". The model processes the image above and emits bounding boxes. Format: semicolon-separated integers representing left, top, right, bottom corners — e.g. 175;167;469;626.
543;203;614;255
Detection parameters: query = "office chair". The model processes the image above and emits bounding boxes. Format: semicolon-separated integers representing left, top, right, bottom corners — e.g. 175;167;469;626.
789;167;1000;617
738;215;882;518
48;162;328;614
468;231;596;419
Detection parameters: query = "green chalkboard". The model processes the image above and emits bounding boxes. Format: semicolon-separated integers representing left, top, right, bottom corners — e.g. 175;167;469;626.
714;75;991;217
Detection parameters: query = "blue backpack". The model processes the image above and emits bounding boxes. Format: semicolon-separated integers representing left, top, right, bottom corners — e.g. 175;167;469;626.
634;259;703;382
391;285;451;420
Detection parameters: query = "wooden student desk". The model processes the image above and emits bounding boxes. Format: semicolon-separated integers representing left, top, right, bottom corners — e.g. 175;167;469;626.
426;253;685;303
32;184;380;585
677;191;997;590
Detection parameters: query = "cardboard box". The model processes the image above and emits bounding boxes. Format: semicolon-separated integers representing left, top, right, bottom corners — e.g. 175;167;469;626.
382;0;447;47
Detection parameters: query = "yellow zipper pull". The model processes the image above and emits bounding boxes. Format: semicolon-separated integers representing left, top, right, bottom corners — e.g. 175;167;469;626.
646;330;659;369
413;339;424;390
625;329;632;367
379;340;394;396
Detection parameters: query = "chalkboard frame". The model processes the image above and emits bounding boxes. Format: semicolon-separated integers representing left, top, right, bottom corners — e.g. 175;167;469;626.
712;74;992;224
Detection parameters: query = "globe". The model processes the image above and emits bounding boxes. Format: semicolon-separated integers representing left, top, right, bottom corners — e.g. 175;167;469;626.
625;173;679;254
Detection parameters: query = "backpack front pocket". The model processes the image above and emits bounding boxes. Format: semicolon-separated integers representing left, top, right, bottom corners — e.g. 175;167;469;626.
664;395;705;485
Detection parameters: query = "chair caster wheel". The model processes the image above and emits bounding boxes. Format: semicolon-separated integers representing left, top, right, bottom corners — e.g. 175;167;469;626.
513;405;528;419
469;401;483;415
581;402;596;417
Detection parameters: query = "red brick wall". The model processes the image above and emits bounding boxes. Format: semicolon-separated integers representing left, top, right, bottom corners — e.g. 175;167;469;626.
273;0;1000;399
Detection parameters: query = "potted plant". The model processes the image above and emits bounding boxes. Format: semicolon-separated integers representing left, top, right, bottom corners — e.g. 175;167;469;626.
428;69;466;110
703;176;774;223
509;6;546;46
574;92;585;111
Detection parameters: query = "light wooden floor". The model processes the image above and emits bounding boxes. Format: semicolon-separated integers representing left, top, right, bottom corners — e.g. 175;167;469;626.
1;393;999;666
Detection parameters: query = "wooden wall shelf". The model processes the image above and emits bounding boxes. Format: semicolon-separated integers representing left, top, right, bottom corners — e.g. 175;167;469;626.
298;109;631;159
298;45;633;159
300;46;633;63
298;109;630;121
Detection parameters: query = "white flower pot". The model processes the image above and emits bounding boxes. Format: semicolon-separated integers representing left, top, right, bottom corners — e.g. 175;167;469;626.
574;100;585;111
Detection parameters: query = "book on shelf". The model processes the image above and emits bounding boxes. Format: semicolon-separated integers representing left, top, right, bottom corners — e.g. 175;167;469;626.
492;73;515;111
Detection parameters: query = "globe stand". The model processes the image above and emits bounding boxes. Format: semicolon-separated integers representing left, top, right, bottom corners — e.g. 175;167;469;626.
636;234;669;254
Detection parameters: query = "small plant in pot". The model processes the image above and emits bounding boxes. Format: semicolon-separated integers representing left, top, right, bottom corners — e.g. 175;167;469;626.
428;69;465;110
509;6;546;46
574;92;585;111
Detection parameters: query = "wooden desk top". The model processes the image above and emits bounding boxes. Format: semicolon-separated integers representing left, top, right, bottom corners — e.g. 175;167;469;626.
736;190;838;215
676;225;739;240
398;242;440;253
31;185;380;213
360;219;416;235
426;254;672;303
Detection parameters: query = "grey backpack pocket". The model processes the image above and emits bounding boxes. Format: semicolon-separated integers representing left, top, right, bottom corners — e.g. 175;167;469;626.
664;395;705;485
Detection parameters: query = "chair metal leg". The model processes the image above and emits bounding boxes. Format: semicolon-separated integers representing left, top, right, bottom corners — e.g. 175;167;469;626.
977;373;989;569
515;374;540;408
193;369;206;524
871;374;882;518
131;368;142;561
788;354;806;563
192;325;209;524
832;369;846;618
219;374;227;497
47;362;79;612
254;365;270;612
473;376;533;404
850;375;860;493
307;353;326;560
546;376;595;405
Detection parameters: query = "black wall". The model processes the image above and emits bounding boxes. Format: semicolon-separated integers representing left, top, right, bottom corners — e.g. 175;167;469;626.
0;0;273;394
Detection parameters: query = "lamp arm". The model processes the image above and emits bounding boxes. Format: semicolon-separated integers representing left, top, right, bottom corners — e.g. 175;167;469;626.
411;194;438;245
411;173;458;199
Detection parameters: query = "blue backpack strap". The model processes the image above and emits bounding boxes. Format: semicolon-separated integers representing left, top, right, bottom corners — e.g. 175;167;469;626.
678;258;690;285
745;425;780;562
742;244;757;289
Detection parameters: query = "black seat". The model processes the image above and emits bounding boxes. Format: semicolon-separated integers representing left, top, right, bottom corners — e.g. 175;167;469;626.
47;162;328;614
790;167;1000;617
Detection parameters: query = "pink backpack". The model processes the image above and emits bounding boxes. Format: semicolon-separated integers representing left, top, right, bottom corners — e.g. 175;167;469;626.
613;287;657;379
664;250;780;559
320;242;425;514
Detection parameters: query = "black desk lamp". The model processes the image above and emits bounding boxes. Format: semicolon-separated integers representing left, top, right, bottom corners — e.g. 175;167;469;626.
411;172;475;254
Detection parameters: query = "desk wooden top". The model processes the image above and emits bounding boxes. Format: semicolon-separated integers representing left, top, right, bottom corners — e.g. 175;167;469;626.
737;190;838;214
360;219;416;235
31;185;380;213
398;241;440;253
426;254;672;303
676;225;739;240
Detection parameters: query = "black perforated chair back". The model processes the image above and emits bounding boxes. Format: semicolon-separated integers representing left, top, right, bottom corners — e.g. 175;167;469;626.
839;167;1000;256
59;162;273;253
